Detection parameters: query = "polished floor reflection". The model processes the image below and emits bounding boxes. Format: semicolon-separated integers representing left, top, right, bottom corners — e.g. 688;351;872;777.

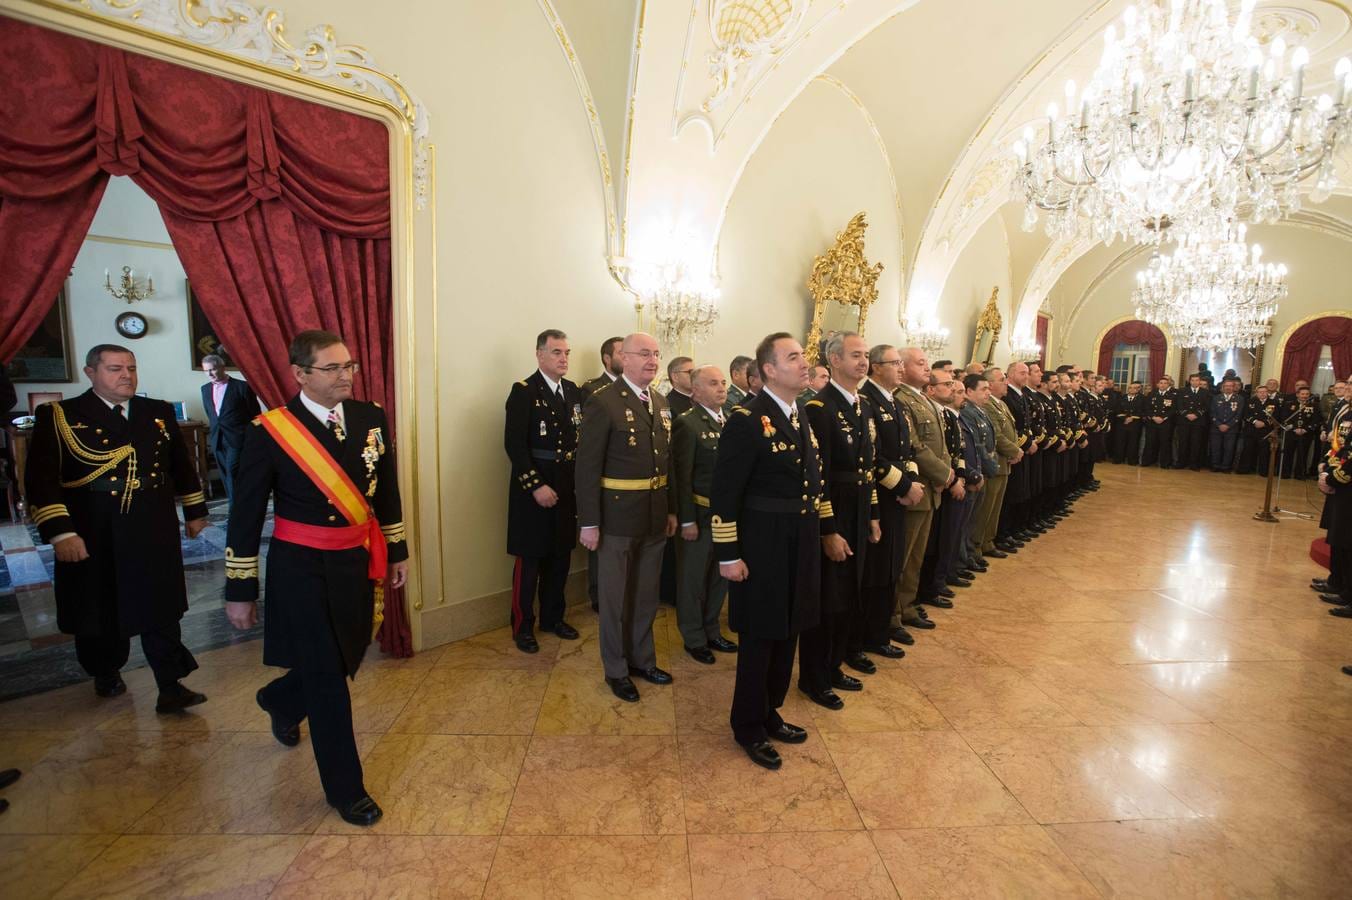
3;464;1351;898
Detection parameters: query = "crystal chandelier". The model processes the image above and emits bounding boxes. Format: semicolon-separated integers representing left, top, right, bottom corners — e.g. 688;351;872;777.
903;316;949;353
1013;0;1352;246
1132;220;1286;350
629;257;721;347
1010;329;1044;361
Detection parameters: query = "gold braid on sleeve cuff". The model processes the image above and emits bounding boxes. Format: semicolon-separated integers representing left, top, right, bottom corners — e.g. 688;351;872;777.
32;503;70;526
879;465;902;490
176;491;206;506
818;500;835;519
870;488;879;505
905;461;919;474
710;514;738;544
224;547;259;580
381;522;407;543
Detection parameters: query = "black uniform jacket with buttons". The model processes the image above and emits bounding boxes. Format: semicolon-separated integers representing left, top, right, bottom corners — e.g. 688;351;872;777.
806;387;881;611
1177;386;1211;422
1147;388;1178;421
24;390;208;638
504;370;580;558
710;392;823;641
574;379;674;538
671;404;722;526
1117;392;1147;423
224;395;407;677
860;379;919;588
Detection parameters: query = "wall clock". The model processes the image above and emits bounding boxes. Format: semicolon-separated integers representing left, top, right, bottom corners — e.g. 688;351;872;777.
115;311;148;340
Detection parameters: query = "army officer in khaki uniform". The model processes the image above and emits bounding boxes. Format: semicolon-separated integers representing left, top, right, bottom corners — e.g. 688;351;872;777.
575;332;678;703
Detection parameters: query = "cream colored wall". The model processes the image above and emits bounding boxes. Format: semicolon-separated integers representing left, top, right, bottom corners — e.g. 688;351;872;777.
713;78;904;369
1058;224;1352;382
10;177;229;422
933;214;1013;368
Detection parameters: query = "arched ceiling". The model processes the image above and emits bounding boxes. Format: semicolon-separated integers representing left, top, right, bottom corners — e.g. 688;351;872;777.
547;0;1352;336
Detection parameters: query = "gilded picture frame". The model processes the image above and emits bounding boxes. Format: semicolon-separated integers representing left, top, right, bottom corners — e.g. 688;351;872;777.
5;284;75;383
805;212;883;365
970;286;1002;367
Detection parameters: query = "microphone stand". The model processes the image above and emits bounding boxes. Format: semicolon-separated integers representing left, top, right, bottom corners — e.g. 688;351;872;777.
1261;408;1314;521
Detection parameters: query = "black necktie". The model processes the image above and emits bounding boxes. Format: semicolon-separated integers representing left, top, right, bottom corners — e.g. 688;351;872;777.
113;403;125;419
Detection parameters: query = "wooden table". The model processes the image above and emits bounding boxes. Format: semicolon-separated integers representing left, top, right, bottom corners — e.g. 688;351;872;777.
4;419;211;520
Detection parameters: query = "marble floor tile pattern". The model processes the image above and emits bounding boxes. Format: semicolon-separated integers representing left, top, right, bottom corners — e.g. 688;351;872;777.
2;464;1352;897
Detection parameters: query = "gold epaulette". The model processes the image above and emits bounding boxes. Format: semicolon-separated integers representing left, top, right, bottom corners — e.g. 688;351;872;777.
32;503;70;526
734;407;752;416
518;380;528;386
381;521;407;543
224;547;259;580
805;399;824;408
711;514;737;543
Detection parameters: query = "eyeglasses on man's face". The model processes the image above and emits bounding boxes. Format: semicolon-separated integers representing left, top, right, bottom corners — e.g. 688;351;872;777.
304;361;360;376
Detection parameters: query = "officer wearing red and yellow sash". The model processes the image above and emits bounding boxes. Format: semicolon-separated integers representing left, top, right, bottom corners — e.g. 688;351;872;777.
224;330;408;828
25;344;209;708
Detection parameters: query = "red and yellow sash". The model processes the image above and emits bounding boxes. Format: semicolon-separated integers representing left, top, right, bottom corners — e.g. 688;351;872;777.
259;407;388;638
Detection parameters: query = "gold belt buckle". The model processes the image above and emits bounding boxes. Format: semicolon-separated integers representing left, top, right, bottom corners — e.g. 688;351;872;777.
650;475;660;489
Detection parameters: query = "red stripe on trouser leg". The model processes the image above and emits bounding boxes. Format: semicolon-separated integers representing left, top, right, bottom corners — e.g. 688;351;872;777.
511;557;524;635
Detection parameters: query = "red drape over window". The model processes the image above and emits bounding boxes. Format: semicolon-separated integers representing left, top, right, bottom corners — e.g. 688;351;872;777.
1034;314;1049;369
1097;320;1168;385
1280;316;1352;391
0;19;410;655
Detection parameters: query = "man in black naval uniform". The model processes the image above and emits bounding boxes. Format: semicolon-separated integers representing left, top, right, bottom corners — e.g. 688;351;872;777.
25;344;210;708
1283;386;1321;479
1112;382;1146;464
799;332;881;710
1142;376;1178;468
671;365;737;663
713;332;821;770
225;330;409;828
1236;385;1281;475
1175;374;1211;470
860;344;924;654
998;362;1036;548
580;336;624;611
503;329;582;653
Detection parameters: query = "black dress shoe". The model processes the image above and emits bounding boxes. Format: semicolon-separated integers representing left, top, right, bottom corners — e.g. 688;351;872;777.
888;626;915;645
628;665;673;685
901;612;937;630
919;595;954;609
685;645;717;664
831;672;863;692
946;577;973;588
970;561;989;572
768;722;808;743
844;652;876;675
551;621;580;640
1331;606;1352;619
865;642;905;659
1343;665;1352;677
514;633;540;654
801;687;845;710
1319;594;1350;606
957;569;978;580
606;676;641;702
94;674;126;698
937;587;956;599
1311;580;1333;592
332;795;383;827
0;769;20;790
708;635;739;653
741;740;782;770
155;682;207;714
986;548;1009;559
256;689;301;747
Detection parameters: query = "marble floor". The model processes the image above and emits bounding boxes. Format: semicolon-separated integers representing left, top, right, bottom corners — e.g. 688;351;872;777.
2;463;1351;898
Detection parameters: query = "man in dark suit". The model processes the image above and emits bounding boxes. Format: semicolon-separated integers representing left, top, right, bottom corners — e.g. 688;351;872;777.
503;329;582;653
580;335;624;611
200;354;259;501
798;333;880;711
25;345;209;706
671;365;736;663
713;332;820;770
665;356;694;415
575;332;677;703
1142;376;1178;468
860;345;923;654
1112;382;1146;464
1175;373;1211;470
225;330;409;828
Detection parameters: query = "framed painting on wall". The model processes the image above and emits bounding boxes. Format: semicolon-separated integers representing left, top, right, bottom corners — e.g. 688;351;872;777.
186;283;235;369
5;285;75;383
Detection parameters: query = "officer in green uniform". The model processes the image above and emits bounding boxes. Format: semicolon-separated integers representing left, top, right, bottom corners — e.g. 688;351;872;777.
671;365;738;663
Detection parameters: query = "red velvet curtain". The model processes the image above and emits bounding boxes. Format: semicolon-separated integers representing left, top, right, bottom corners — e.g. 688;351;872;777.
1097;320;1168;384
0;20;410;656
1280;316;1352;391
1034;314;1049;368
